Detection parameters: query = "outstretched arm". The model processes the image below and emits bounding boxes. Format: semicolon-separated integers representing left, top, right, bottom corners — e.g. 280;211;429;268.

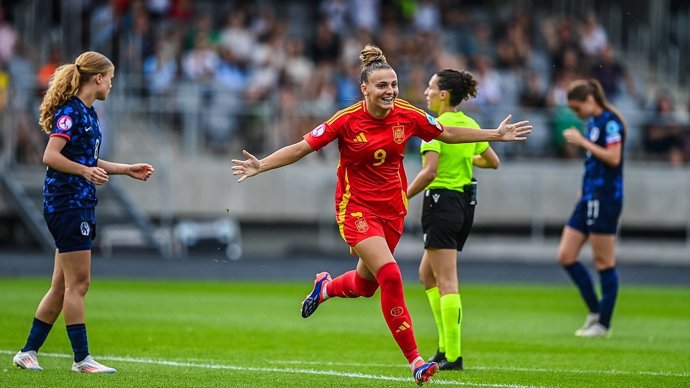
231;140;314;182
98;159;155;181
437;115;532;144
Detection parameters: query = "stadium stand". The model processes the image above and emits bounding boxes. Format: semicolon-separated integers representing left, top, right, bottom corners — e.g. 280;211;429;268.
0;0;689;260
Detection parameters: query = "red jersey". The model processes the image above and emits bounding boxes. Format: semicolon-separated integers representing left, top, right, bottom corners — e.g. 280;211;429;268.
304;99;444;220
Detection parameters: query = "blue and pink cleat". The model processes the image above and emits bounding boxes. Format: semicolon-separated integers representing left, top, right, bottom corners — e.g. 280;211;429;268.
412;359;439;385
300;272;332;318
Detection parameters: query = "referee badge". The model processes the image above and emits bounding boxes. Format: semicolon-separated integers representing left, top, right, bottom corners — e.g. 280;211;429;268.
80;222;90;236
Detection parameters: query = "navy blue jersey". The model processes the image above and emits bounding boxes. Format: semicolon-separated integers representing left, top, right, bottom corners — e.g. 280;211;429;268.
581;110;624;202
43;97;103;213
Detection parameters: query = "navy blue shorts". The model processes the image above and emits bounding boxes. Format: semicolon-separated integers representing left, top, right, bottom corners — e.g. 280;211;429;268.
567;198;622;235
44;208;96;253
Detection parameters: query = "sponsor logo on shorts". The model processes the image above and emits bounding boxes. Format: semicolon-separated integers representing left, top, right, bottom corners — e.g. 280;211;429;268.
80;222;90;236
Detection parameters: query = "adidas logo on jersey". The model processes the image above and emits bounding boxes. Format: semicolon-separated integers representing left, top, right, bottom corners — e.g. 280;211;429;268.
353;132;368;143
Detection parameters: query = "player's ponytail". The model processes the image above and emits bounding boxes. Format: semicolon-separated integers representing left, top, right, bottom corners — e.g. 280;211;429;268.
39;51;114;134
436;69;478;107
359;44;392;83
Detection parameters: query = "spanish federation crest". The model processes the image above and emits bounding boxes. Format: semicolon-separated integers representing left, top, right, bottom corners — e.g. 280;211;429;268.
392;125;405;144
355;217;369;233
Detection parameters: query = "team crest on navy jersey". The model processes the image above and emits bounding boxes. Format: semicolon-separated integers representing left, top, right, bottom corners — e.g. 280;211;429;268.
392;125;405;144
80;221;90;236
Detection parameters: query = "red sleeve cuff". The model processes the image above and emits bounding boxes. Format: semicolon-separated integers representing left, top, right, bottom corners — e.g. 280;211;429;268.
50;133;71;141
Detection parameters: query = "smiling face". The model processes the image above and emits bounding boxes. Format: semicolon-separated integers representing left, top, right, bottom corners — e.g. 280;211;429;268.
361;68;398;118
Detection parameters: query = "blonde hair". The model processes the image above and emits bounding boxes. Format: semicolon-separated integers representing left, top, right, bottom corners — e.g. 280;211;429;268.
359;44;392;83
38;51;114;133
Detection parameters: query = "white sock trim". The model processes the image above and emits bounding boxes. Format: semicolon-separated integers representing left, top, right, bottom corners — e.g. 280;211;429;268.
409;356;424;371
321;282;329;301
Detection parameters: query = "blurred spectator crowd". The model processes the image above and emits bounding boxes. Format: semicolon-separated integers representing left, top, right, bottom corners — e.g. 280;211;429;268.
0;0;689;165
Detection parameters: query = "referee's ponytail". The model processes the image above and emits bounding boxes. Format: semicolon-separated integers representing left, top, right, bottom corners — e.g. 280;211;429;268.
436;69;478;107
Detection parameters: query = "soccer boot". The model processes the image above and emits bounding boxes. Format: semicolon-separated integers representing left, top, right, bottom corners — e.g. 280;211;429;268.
428;349;446;363
300;272;332;318
13;350;43;371
71;355;117;373
439;356;463;371
574;312;600;336
575;323;611;338
412;359;439;385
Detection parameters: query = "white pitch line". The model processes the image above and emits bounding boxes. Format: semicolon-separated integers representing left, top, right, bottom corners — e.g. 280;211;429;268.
0;350;542;388
268;359;690;379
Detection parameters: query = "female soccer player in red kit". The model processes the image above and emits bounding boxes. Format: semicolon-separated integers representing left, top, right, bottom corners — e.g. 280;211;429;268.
232;44;531;385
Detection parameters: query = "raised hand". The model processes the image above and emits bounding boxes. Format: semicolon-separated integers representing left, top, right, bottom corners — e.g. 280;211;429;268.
231;150;261;183
496;114;532;141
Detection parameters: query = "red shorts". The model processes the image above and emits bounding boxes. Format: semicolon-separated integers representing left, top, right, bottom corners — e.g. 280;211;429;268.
337;211;404;254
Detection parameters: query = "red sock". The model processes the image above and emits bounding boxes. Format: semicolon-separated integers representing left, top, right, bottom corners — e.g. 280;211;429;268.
326;270;378;298
375;262;420;364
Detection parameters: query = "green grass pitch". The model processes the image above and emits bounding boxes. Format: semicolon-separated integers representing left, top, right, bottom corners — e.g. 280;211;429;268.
1;278;688;387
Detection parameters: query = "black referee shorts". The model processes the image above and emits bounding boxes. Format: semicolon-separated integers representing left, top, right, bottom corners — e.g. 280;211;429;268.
421;188;475;251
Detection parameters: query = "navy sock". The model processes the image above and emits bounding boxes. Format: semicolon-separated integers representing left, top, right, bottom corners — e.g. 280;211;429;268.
66;323;89;362
563;262;599;313
21;317;53;352
598;267;619;328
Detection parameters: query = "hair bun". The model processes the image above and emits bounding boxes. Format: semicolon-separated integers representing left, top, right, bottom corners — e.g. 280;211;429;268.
359;44;387;68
